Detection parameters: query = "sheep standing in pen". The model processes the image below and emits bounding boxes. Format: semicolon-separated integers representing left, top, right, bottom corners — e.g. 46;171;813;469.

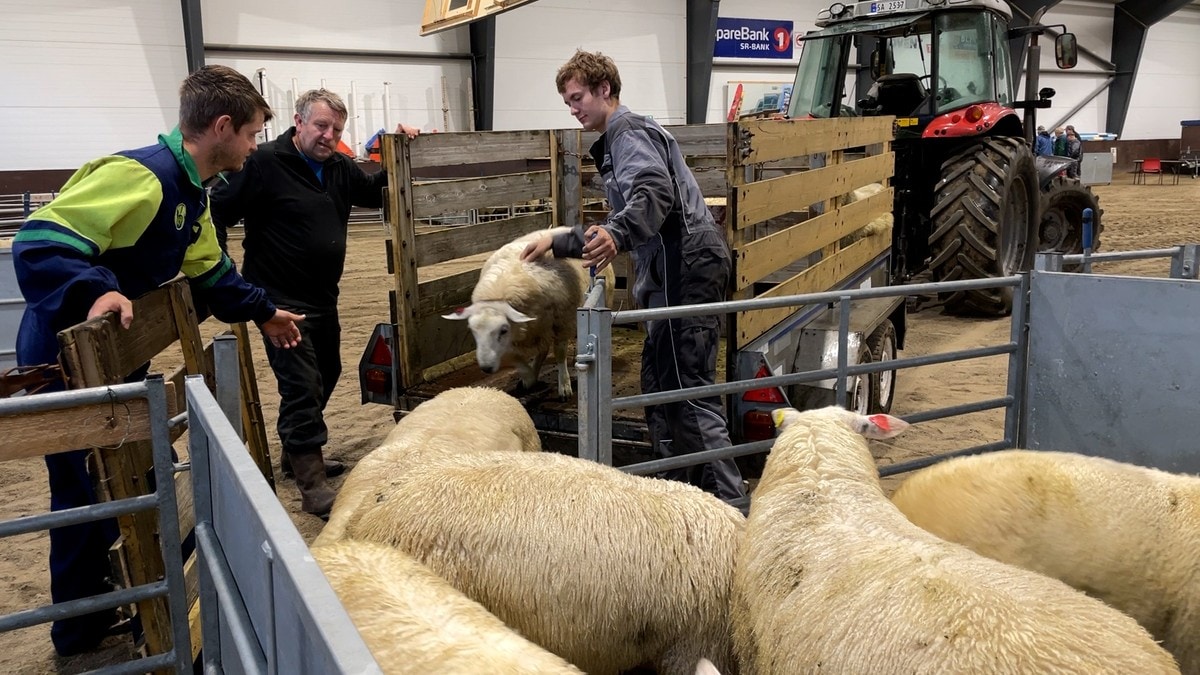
444;227;610;399
314;386;541;547
733;406;1180;675
891;450;1200;674
340;449;744;675
311;540;584;674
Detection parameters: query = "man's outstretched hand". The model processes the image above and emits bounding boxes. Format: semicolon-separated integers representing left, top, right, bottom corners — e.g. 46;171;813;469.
262;309;306;349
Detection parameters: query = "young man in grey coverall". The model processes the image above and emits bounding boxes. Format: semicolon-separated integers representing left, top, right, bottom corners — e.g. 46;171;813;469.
522;50;745;501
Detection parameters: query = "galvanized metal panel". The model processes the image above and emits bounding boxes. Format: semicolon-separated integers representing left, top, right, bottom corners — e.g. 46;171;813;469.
1025;270;1200;474
0;249;22;371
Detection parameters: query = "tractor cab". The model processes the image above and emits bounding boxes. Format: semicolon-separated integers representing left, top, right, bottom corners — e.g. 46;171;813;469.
788;0;1095;316
790;4;1022;141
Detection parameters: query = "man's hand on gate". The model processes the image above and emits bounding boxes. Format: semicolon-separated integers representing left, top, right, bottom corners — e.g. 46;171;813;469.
89;291;133;329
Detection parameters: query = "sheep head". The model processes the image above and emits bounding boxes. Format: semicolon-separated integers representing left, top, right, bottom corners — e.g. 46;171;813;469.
443;301;535;373
772;406;908;440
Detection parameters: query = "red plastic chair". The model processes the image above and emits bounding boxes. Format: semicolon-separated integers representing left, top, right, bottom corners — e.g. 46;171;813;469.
1137;158;1163;184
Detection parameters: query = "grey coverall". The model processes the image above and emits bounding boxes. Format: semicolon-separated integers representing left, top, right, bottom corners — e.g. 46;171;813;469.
553;106;746;501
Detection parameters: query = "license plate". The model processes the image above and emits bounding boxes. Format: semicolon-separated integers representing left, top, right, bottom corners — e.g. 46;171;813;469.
868;0;906;14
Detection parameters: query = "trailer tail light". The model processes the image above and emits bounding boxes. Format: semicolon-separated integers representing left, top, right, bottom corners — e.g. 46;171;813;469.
359;324;398;405
742;410;776;441
742;365;787;403
964;105;984;123
364;336;392;394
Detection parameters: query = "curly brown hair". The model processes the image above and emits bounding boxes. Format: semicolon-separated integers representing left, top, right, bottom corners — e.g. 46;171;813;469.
555;49;622;99
178;65;273;137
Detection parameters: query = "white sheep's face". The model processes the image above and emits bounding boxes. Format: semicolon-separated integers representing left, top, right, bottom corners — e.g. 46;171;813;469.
772;406;909;439
442;302;535;373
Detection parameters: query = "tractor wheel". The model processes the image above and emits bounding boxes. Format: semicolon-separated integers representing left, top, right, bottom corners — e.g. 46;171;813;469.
929;137;1038;315
1039;176;1103;260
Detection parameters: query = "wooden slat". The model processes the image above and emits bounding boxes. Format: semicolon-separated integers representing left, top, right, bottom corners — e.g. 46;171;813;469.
668;123;728;156
411;171;552;219
408;130;550;170
0;398;154;461
736;228;892;347
167;281;211;391
735;153;894;230
736;117;895;166
417;268;481;319
416;314;476;372
415;212;552;266
734;189;893;290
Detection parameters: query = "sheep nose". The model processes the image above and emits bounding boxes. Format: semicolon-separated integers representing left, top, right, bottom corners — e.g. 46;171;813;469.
480;364;497;374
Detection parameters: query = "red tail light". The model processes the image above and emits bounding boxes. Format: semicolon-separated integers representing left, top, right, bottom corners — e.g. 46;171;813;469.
742;410;776;441
368;335;392;366
964;105;984;123
742;365;787;403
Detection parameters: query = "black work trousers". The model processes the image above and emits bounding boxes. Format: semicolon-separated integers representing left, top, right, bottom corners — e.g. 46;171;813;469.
639;230;746;502
263;308;342;455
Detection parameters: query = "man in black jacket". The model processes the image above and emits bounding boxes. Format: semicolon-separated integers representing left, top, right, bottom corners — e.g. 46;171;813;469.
211;89;416;516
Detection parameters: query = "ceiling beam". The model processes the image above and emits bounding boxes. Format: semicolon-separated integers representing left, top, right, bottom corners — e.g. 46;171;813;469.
1106;0;1192;136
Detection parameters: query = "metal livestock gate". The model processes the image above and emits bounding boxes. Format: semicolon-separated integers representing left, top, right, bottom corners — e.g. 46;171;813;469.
576;246;1200;483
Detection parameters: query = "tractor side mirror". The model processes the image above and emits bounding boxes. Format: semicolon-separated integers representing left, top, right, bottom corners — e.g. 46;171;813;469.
1055;33;1078;69
1039;87;1056;101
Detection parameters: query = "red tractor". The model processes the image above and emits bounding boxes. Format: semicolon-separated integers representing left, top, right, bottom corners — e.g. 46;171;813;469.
791;0;1099;313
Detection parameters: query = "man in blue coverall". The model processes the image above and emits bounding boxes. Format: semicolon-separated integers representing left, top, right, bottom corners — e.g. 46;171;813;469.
522;50;745;501
14;64;304;656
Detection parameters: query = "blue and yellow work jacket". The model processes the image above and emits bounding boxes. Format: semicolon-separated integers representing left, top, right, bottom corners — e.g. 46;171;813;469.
13;128;276;366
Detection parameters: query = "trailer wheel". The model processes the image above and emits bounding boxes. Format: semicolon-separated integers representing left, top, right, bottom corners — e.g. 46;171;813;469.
847;342;873;416
1039;176;1103;265
929;137;1038;315
866;321;897;414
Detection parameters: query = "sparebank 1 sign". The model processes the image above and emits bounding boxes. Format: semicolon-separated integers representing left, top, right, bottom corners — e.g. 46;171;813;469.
714;17;794;59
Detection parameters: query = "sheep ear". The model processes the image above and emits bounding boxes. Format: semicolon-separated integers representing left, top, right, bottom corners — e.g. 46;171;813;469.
503;304;535;323
861;413;908;439
770;407;802;431
694;658;722;675
442;305;474;320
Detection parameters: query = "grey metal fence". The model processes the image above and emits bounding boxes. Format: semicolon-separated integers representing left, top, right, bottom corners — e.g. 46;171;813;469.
0;377;191;674
188;339;379;675
575;274;1031;499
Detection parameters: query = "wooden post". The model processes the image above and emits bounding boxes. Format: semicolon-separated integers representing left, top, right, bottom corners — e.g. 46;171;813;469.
57;322;174;664
385;133;423;389
231;322;274;489
554;129;582;229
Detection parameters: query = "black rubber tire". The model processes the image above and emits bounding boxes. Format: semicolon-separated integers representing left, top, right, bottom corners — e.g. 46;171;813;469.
866;320;897;414
929;137;1038;315
1039;176;1103;259
847;342;873;415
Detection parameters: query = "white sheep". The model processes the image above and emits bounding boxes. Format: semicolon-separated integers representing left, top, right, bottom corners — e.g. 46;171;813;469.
311;540;584;674
314;386;541;547
340;449;744;675
733;406;1180;675
891;449;1200;674
444;227;607;399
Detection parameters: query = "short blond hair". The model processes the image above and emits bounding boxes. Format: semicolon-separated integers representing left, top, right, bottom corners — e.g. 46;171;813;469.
295;89;348;122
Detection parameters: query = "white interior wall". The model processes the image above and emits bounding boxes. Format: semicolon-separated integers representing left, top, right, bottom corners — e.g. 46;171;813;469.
202;0;472;154
0;0;188;171
492;0;687;130
707;0;829;123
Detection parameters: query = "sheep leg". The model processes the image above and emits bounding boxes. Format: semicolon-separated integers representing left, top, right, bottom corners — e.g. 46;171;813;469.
555;340;573;399
515;351;547;392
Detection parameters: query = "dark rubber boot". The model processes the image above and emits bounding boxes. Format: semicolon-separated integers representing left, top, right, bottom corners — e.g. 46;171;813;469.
280;453;345;479
287;449;336;517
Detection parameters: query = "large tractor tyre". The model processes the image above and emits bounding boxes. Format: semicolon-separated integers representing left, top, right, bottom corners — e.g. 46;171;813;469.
1039;176;1103;260
929;137;1039;315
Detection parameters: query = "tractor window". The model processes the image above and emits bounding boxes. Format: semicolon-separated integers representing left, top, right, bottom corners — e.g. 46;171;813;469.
933;13;994;113
989;13;1014;105
789;36;848;119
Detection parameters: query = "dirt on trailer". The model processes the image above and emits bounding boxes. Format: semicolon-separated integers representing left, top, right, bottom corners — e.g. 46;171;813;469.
2;174;1197;673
